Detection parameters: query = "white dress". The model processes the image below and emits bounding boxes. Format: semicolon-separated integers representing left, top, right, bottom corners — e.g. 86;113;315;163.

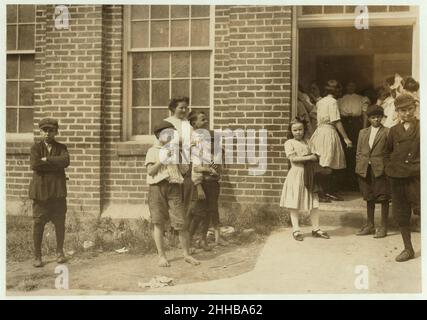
309;95;346;169
280;139;319;211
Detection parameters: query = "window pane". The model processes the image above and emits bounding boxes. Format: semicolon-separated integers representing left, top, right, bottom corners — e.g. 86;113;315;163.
192;80;209;106
19;108;34;132
152;53;170;78
132;80;149;106
151;21;169;47
172;52;190;78
151;109;170;131
18;5;35;23
152;80;170;106
302;6;322;14
18;25;35;50
131;5;149;20
192;52;210;77
191;5;210;17
389;6;410;12
324;6;343;14
151;5;169;19
7;25;17;51
7;81;18;106
171;20;189;47
172;80;189;98
7;108;18;133
20;81;34;106
191;20;209;46
132;108;149;135
20;54;35;79
7;5;17;23
133;53;150;79
369;6;387;12
131;21;149;48
7;55;19;80
345;6;356;13
171;5;189;18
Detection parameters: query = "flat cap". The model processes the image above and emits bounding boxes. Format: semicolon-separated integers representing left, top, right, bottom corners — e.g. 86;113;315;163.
153;120;175;138
394;93;416;110
366;105;384;117
39;118;59;130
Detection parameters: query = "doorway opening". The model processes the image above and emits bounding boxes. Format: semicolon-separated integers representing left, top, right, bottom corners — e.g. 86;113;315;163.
298;25;413;198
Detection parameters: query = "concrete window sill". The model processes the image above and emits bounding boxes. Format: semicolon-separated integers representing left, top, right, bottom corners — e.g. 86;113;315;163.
6;141;34;155
115;141;153;156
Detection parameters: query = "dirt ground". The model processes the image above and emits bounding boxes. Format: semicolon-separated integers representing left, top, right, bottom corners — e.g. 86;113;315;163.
6;239;264;294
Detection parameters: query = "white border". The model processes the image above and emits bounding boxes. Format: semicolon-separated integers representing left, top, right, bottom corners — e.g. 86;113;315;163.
1;0;426;300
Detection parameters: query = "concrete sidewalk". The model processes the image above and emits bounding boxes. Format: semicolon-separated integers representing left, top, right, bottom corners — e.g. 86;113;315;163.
149;226;421;294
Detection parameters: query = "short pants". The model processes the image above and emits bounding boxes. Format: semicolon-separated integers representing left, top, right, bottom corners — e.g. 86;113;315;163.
148;180;186;230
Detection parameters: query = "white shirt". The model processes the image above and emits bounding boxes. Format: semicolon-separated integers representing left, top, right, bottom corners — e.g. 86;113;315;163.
379;97;399;128
338;93;368;117
368;126;380;149
44;142;52;154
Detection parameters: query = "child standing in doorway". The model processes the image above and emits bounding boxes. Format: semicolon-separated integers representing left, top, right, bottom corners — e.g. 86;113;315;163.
355;105;390;238
280;118;330;241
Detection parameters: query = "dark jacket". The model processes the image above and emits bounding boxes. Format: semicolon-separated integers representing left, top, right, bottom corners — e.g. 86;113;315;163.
384;120;420;178
29;140;70;201
355;125;389;178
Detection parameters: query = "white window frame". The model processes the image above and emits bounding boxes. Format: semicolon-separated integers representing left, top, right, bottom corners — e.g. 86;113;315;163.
292;5;419;117
122;5;215;142
6;4;36;141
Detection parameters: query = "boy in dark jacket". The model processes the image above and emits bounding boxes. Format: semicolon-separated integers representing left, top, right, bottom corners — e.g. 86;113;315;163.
384;94;420;262
29;118;70;267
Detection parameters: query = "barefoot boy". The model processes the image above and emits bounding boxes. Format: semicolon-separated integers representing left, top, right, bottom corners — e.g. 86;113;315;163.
146;120;200;267
29;118;70;267
384;93;420;262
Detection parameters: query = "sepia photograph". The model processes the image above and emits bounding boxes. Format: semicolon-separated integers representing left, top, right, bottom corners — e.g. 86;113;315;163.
2;1;423;298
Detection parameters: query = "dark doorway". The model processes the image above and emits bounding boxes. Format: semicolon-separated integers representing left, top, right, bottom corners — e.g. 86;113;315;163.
316;55;374;93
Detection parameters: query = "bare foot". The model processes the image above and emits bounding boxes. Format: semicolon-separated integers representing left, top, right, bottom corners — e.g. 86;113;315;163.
184;255;200;265
158;256;170;267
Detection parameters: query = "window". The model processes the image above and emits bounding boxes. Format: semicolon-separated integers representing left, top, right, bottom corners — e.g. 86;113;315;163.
6;5;36;135
301;5;410;15
124;5;214;140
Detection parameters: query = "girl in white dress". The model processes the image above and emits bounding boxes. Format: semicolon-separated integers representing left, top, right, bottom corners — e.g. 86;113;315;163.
280;118;330;241
310;80;352;202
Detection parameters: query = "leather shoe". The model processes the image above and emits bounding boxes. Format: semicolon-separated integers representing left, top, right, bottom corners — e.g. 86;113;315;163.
325;193;344;201
292;231;304;241
312;229;330;239
57;253;67;264
395;248;415;262
373;227;387;238
33;257;43;268
356;225;375;236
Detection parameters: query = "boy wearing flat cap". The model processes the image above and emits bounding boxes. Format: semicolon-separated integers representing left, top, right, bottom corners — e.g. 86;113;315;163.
145;120;200;267
29;118;70;267
384;93;420;262
355;105;390;238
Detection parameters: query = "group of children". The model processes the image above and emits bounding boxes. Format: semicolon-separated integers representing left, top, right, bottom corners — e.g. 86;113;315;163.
29;92;419;268
280;92;420;262
145;97;224;267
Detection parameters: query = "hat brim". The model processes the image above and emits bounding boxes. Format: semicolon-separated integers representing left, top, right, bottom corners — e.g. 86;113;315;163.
395;101;416;110
39;124;58;129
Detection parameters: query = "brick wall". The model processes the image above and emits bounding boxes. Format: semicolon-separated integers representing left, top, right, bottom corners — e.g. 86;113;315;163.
214;6;293;207
6;5;294;217
7;5;106;215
